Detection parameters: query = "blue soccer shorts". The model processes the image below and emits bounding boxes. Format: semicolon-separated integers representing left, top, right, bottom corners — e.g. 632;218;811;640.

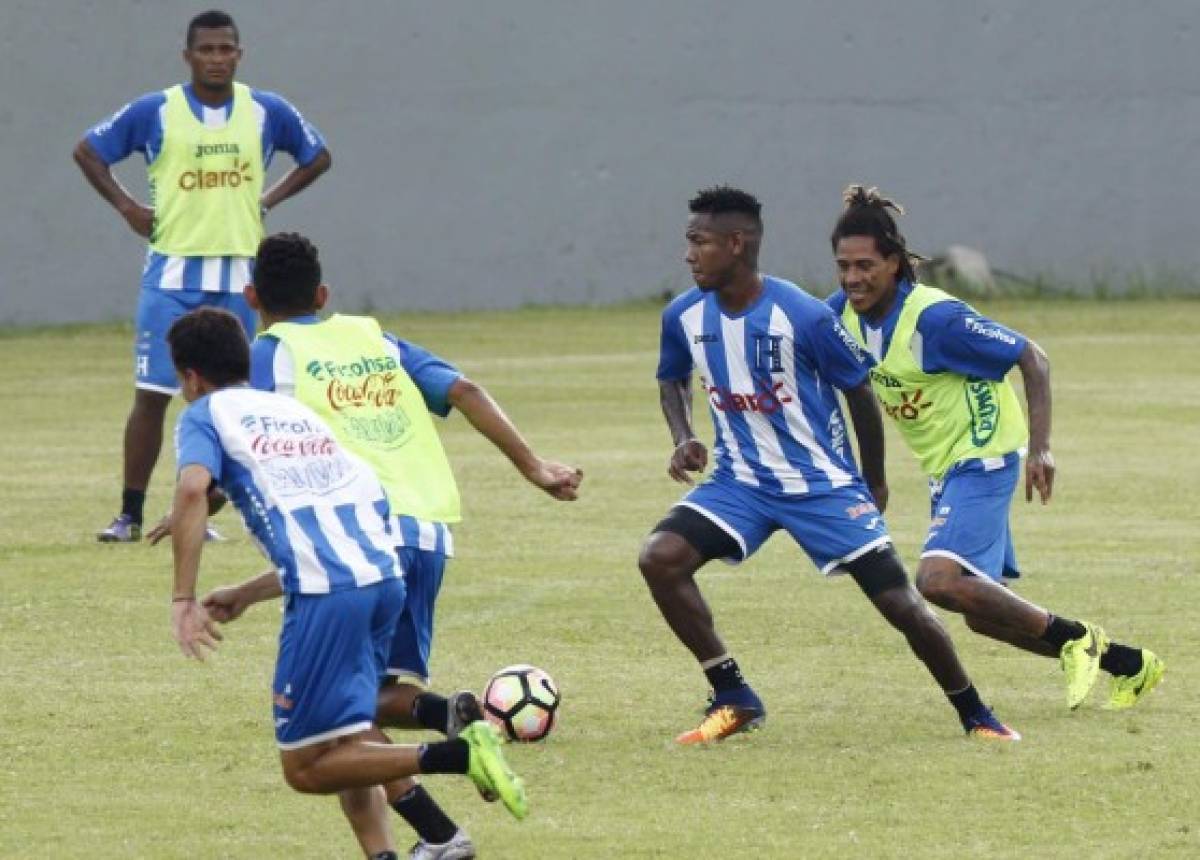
133;288;256;393
272;577;405;750
921;453;1022;581
677;474;891;575
386;536;452;687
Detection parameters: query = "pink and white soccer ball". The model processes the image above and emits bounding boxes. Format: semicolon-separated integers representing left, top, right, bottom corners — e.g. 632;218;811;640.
482;664;560;742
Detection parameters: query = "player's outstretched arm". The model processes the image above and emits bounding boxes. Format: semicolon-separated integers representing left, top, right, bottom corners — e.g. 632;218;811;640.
170;465;223;660
71;139;153;238
260;149;332;214
1017;339;1054;504
842;382;889;512
203;570;284;624
448;376;582;500
659;377;707;484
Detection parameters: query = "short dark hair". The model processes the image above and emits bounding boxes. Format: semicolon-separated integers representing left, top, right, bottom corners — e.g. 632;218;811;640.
186;10;238;48
688;185;763;226
167;307;249;387
831;184;920;282
252;232;322;315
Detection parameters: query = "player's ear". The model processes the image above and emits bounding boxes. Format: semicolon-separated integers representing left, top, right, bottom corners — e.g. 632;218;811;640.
314;284;330;311
243;283;261;311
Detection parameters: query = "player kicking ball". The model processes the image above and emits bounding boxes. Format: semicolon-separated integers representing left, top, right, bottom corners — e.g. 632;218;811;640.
638;186;1018;744
827;185;1163;711
163;308;525;859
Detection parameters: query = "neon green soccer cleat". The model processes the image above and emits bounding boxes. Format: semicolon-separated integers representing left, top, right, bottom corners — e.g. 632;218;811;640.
1060;622;1108;709
1104;650;1165;710
461;721;528;820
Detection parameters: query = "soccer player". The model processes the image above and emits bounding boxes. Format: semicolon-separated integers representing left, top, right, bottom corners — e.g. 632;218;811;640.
74;10;331;543
828;184;1164;710
242;232;581;856
638;186;1018;744
165;308;527;860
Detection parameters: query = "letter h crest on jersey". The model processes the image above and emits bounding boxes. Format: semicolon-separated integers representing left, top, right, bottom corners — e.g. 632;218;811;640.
754;334;784;373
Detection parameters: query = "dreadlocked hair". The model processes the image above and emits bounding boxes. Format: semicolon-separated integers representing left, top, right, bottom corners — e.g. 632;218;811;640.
831;184;920;282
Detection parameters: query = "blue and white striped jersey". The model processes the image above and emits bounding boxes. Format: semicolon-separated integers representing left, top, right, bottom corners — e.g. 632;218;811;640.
175;386;400;594
84;83;327;294
658;276;876;495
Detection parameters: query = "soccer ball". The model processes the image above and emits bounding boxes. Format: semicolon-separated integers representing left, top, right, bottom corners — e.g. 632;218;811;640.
482;664;560;742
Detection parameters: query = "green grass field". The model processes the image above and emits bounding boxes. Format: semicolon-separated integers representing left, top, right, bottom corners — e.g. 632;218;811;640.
1;300;1197;858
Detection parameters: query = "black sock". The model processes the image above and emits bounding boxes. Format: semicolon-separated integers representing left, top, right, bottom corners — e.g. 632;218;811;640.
1101;643;1143;677
413;693;450;734
947;684;985;722
370;852;399;860
391;784;458;845
703;656;746;693
417;739;469;775
121;488;146;524
1039;615;1087;651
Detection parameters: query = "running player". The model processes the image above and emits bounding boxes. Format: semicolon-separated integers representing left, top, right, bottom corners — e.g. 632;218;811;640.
828;184;1163;710
165;307;526;860
74;10;330;542
638;186;1018;744
242;232;581;856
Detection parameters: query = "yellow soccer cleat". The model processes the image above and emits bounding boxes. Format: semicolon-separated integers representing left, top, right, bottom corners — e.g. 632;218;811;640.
461;721;528;820
1104;650;1165;711
1060;622;1109;709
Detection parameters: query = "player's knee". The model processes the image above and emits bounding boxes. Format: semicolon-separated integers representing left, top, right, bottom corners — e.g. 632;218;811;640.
915;564;959;608
281;762;323;795
637;533;689;581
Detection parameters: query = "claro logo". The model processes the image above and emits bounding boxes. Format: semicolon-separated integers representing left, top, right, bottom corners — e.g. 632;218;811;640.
178;159;253;191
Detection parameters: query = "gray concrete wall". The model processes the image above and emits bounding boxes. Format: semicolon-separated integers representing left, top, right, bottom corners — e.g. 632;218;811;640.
2;1;1198;325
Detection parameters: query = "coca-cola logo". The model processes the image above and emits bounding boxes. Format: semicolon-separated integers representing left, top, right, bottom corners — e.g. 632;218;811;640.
326;372;401;411
250;433;338;458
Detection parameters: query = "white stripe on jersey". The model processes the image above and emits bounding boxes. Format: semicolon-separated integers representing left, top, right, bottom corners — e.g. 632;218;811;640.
720;314;808;493
230;257;252;294
201;257;223;292
770;306;854;488
679;302;758;486
417;520;438;552
272;340;297;396
161;256;185;290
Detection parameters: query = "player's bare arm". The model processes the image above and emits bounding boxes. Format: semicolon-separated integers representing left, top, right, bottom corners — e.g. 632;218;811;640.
170;464;223;660
202;570;284;623
1017;339;1054;504
658;377;707;484
71;139;153;238
842;381;889;512
447;376;582;500
260;148;332;213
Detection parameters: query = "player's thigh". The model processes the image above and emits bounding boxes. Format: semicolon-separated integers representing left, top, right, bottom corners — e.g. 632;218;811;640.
654;478;776;567
775;483;891;575
274;581;403;751
922;460;1020;581
385;548;447;687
